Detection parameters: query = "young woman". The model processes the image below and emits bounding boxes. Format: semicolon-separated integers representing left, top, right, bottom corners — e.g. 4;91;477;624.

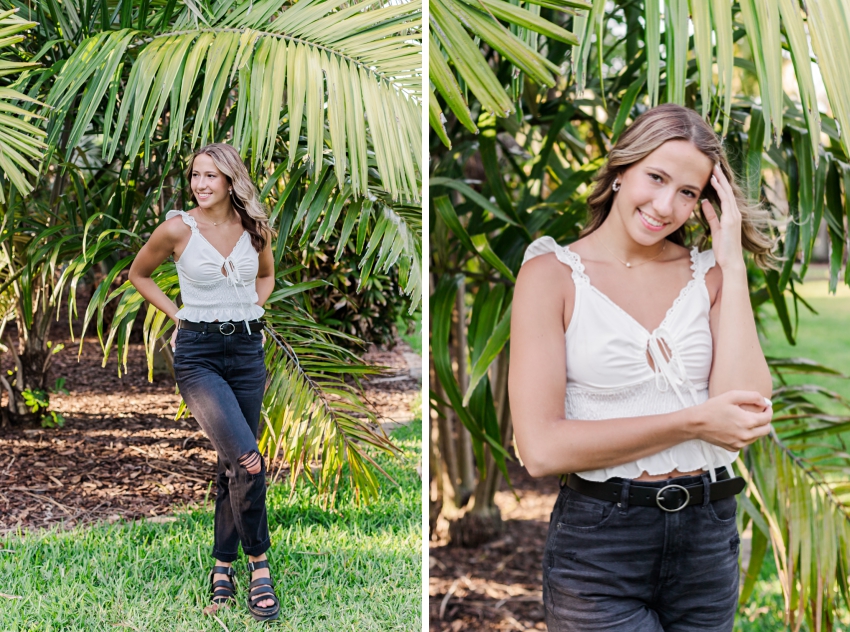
128;143;280;621
509;104;775;631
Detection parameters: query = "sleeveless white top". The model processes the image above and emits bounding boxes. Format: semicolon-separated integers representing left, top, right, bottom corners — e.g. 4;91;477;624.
522;236;737;483
166;210;265;328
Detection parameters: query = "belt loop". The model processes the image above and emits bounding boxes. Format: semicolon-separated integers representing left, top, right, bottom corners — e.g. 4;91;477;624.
618;478;631;514
203;322;208;334
702;472;711;507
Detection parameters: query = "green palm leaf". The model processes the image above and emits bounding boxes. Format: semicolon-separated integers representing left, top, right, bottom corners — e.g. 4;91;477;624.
429;0;586;141
45;0;422;202
0;8;46;202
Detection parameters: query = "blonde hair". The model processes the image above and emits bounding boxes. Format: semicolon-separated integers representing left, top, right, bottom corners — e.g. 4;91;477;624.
185;143;276;253
584;104;776;269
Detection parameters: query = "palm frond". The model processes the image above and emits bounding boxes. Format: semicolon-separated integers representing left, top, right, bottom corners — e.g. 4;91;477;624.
45;0;422;202
259;324;399;505
429;0;586;139
741;437;850;630
0;8;46;202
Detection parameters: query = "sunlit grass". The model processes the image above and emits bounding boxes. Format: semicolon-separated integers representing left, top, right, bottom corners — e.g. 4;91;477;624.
0;423;422;631
760;271;850;411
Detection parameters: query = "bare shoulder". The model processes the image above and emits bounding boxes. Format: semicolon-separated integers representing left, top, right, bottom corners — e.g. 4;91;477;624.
514;252;575;332
516;251;573;295
154;213;191;244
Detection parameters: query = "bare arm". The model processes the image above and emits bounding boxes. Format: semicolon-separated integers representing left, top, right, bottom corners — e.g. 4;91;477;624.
508;253;773;478
707;268;772;398
128;218;184;325
254;238;275;307
703;165;773;399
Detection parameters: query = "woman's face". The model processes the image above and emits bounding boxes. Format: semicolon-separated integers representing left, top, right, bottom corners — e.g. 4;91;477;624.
611;139;714;245
190;153;230;209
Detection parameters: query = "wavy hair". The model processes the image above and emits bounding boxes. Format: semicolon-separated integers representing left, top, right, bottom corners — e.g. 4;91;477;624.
185;143;275;253
584;103;776;269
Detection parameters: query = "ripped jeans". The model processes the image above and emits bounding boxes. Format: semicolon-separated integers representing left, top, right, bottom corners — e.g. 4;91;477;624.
173;325;270;561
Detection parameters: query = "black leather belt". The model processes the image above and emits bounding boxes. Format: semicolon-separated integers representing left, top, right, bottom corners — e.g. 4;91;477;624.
566;469;745;513
178;319;265;335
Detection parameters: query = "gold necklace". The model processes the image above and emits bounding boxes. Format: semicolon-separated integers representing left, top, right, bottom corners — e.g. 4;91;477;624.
200;206;234;227
598;237;667;268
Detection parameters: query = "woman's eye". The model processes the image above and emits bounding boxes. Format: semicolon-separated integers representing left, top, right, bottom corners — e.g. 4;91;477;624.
649;173;662;182
682;190;696;198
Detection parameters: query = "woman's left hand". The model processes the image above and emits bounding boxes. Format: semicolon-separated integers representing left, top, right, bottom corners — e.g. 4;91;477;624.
702;164;745;273
261;329;266;345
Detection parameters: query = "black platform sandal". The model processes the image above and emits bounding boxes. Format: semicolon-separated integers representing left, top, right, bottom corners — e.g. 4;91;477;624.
205;565;237;614
246;560;281;622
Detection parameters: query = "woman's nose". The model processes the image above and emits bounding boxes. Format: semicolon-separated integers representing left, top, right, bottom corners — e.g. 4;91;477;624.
651;187;676;216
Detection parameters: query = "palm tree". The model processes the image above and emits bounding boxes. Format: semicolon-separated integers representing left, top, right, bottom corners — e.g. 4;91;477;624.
0;0;422;503
0;8;45;203
429;0;850;626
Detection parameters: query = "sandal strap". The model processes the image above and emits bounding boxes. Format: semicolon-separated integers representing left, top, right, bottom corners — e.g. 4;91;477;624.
212;565;235;577
212;580;235;590
247;560;270;572
249;590;279;607
250;577;275;590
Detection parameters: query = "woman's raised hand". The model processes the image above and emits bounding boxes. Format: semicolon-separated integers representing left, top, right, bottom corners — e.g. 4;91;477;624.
701;164;745;272
692;390;773;451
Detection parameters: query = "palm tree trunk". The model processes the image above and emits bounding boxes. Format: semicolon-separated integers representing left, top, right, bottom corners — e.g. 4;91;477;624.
454;281;475;503
449;348;512;547
432;360;462;508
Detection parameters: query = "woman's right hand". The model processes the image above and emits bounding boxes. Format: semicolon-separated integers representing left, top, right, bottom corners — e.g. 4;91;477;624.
692;390;773;451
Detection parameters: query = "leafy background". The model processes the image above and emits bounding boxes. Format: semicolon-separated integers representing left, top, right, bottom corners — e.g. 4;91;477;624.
429;0;850;628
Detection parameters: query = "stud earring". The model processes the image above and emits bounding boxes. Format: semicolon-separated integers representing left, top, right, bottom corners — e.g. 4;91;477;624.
612;180;620;192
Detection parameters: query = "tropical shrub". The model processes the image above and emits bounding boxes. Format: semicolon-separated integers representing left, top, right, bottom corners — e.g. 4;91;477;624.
0;0;422;504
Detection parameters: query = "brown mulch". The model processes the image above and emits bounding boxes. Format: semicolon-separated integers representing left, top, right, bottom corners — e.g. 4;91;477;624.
429;461;561;631
0;317;419;535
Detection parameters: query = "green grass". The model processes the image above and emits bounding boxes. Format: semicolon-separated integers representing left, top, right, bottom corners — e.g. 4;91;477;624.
0;422;422;631
760;272;850;413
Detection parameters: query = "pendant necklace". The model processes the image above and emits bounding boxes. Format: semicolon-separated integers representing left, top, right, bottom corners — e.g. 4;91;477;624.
599;237;667;268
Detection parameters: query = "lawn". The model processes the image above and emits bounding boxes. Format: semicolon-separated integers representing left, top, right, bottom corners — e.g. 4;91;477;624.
759;268;850;411
0;422;422;632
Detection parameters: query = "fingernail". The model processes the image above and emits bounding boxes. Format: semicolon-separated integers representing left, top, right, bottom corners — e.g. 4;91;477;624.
764;397;773;407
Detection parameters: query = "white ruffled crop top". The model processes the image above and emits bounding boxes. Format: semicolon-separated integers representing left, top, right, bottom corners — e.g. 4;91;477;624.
166;210;265;329
522;237;737;483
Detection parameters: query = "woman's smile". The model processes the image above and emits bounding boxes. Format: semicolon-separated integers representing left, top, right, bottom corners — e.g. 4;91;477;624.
637;208;669;231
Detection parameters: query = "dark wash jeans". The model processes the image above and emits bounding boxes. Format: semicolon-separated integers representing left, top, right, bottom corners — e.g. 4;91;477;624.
543;469;740;631
173;326;270;562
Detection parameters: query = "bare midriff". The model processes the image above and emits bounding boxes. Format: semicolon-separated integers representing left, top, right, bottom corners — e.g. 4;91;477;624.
633;469;706;482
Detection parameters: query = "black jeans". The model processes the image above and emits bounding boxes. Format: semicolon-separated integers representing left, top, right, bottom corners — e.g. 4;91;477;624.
543;469;740;631
173;325;270;562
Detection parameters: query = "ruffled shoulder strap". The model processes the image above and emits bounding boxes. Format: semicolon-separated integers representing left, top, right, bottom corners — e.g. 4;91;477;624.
689;247;716;281
522;237;589;286
165;209;198;233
